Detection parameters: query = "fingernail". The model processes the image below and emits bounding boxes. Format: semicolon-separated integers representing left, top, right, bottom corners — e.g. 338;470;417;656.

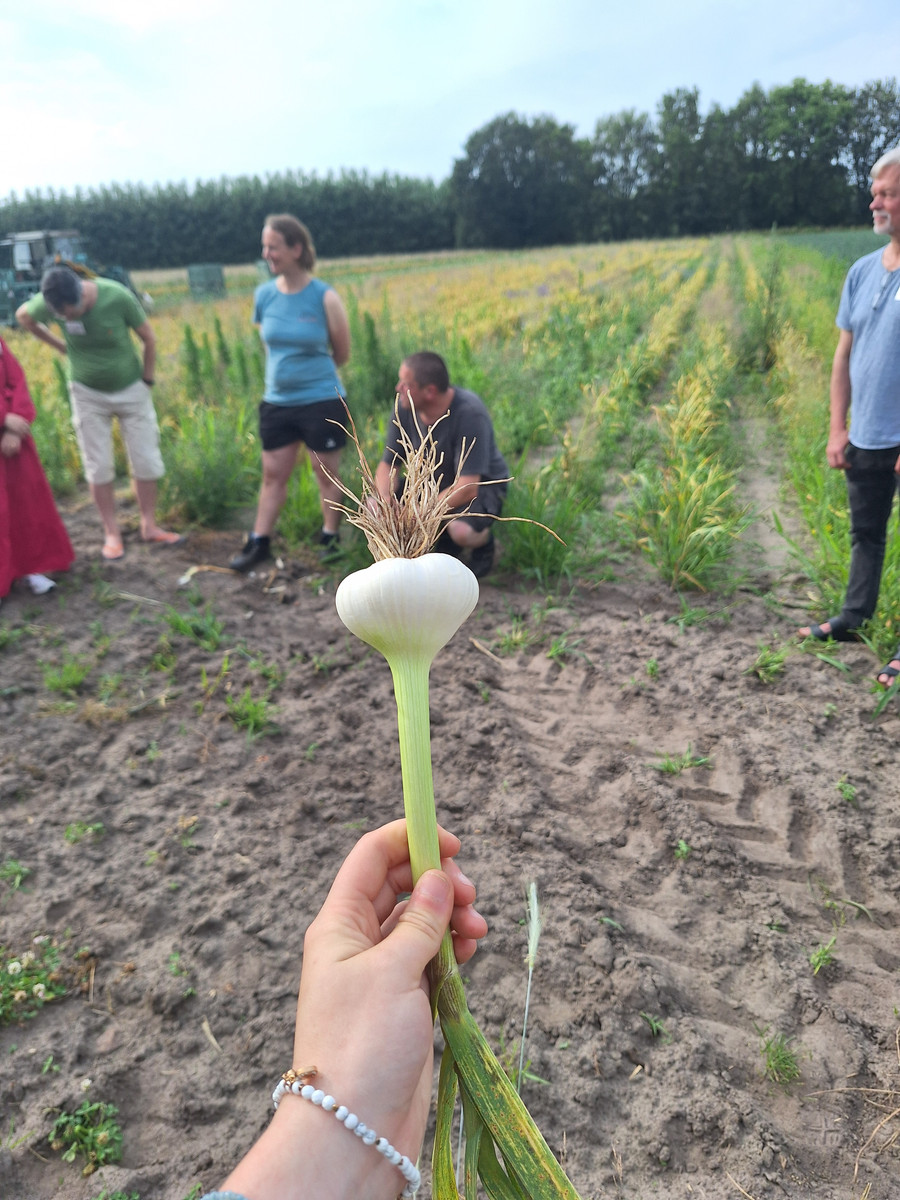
416;870;452;908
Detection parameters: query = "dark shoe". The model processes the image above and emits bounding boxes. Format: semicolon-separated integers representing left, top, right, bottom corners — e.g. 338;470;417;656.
468;534;495;580
229;535;271;573
318;531;340;560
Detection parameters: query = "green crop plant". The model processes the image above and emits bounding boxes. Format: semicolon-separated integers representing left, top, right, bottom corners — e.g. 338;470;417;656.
1;939;66;1024
755;1025;801;1086
331;412;581;1197
49;1098;123;1175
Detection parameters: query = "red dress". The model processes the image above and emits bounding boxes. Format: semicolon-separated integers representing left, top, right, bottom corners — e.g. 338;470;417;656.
0;338;74;597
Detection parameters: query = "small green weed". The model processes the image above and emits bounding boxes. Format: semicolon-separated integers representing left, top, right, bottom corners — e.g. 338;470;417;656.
1;1116;36;1151
1;939;66;1025
495;1030;550;1088
493;614;542;655
0;859;31;897
599;915;624;932
304;742;319;761
0;623;28;651
64;821;105;845
835;776;858;808
808;936;837;976
674;839;693;861
651;745;711;774
309;648;342;675
41;651;92;695
49;1098;123;1175
239;649;285;687
546;633;590;666
225;687;279;739
645;657;659;679
756;1024;801;1086
822;702;837;720
745;643;789;683
163;602;225;651
640;1012;671;1041
91;1190;140;1200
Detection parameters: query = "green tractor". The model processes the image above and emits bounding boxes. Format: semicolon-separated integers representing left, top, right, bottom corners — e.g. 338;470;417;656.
0;229;148;325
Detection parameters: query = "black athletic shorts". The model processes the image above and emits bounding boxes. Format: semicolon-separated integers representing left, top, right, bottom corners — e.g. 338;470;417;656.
258;398;349;453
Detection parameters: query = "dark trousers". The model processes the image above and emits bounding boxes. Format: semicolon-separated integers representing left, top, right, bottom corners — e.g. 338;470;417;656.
840;444;900;628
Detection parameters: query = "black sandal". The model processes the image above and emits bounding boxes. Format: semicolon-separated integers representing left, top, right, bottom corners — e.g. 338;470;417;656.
805;617;858;643
875;661;900;688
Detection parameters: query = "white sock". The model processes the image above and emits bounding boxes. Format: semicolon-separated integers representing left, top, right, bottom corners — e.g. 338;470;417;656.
26;574;55;595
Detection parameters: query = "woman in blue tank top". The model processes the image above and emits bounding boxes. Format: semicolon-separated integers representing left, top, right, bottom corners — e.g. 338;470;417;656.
229;214;351;572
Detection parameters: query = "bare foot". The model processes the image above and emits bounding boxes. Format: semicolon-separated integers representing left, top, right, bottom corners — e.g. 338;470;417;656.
141;528;184;545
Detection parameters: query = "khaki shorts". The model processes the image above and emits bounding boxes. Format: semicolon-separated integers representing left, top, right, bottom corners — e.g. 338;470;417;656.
69;379;165;485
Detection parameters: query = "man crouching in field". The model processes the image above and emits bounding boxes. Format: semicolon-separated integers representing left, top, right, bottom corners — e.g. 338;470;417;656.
375;351;508;579
798;148;900;690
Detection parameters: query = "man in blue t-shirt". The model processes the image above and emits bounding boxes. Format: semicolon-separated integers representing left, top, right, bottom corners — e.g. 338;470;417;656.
375;351;508;579
799;148;900;689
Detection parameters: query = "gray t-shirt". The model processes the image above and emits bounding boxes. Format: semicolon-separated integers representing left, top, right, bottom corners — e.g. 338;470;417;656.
835;248;900;448
383;386;509;494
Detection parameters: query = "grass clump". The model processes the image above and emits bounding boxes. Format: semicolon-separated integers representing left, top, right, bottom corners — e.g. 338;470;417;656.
756;1024;801;1086
163;601;226;651
745;642;789;683
225;687;280;740
651;745;711;774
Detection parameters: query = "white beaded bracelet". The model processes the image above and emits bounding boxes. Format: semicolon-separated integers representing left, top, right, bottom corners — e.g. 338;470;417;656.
273;1068;421;1198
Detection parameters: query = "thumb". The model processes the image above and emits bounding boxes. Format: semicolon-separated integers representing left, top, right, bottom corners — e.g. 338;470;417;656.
389;869;454;976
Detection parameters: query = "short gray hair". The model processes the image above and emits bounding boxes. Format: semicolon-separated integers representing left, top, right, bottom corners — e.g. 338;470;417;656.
871;147;900;178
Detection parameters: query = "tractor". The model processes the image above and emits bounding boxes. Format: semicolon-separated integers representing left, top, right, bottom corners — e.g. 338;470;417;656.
0;229;148;324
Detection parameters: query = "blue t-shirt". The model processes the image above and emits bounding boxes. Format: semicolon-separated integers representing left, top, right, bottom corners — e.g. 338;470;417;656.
835;248;900;449
253;278;346;406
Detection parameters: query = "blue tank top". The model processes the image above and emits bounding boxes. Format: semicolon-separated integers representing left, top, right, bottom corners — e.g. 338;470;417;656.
253;278;346;406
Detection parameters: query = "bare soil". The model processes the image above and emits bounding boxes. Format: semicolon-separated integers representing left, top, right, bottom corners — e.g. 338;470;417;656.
1;495;899;1200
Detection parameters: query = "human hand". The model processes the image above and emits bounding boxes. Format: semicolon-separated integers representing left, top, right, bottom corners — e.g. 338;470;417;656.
4;414;30;439
221;820;487;1200
294;821;486;1149
0;430;22;458
826;429;850;469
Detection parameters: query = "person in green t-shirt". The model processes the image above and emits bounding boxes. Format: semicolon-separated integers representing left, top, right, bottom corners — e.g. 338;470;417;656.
16;265;182;561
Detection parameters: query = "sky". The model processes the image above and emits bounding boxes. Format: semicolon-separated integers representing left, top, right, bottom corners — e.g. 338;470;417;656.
3;0;899;199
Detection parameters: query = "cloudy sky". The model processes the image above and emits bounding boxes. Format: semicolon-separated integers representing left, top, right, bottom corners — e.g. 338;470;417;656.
3;0;898;198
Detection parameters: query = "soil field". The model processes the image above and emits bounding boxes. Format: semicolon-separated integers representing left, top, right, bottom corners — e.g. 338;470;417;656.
1;496;899;1200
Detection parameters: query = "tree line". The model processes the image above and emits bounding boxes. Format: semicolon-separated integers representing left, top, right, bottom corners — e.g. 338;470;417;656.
2;78;897;268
